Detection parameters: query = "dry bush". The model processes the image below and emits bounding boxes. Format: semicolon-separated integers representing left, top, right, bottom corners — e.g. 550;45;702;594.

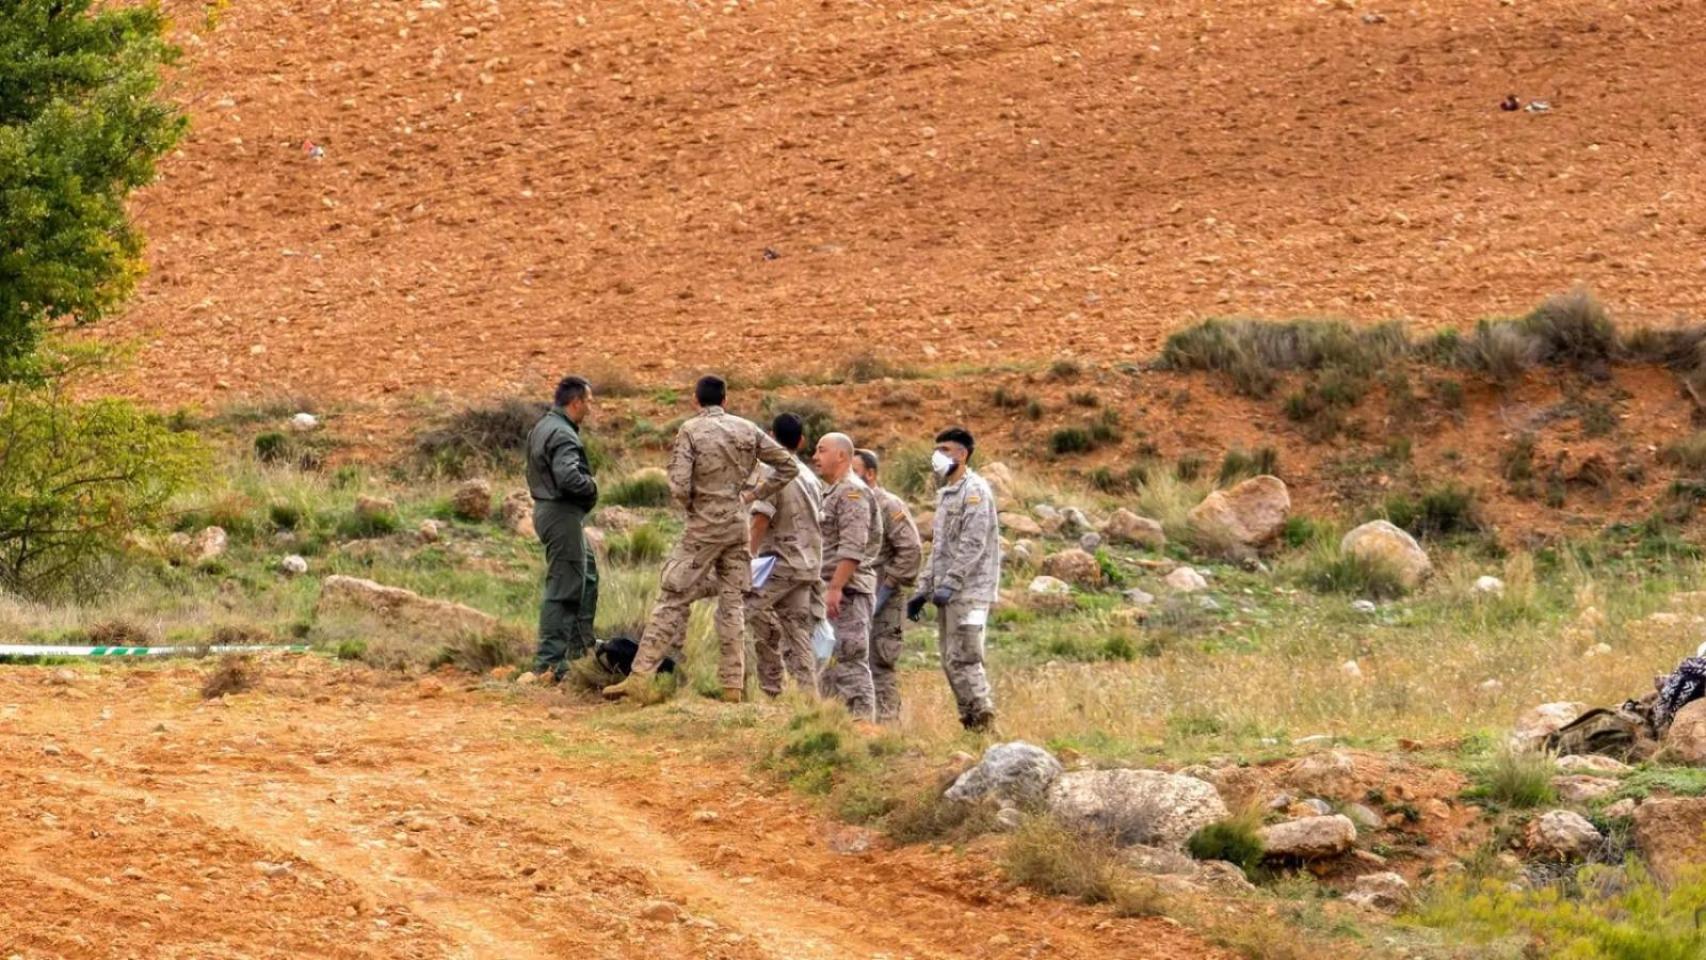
413;397;547;476
1001;815;1164;915
1524;288;1617;367
87;618;155;647
201;654;258;699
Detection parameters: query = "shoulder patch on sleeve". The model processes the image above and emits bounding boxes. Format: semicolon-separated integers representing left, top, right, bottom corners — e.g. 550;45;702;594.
845;491;862;501
966;494;982;505
889;510;905;522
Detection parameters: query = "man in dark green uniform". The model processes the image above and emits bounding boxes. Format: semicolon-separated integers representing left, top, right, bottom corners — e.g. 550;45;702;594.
527;375;600;681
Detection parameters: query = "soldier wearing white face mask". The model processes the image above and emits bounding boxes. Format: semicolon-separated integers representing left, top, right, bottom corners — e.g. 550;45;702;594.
907;426;1001;731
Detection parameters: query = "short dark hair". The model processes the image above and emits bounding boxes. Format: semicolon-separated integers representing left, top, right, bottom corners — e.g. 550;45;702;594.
935;426;975;459
855;448;880;474
554;375;591;408
695;375;727;408
772;413;805;451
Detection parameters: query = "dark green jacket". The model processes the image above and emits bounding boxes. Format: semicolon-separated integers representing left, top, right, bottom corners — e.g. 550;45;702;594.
526;410;598;511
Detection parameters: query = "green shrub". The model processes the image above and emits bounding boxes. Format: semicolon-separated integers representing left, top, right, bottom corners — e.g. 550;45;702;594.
1024;399;1044;421
254;431;291;463
1158;318;1409;397
764;704;868;795
1502;432;1537;484
883;444;934;501
1661;432;1706;472
1523;288;1617;367
1048;358;1083;381
413;397;546;476
1050;427;1094;456
337;509;399;540
1459;320;1541;382
1175;453;1205;481
604;470;672;508
0;384;202;595
1298;545;1409;599
1218;446;1279;484
759;395;837;449
1383;484;1481;539
991;385;1025;409
1187;815;1265;873
837;352;916;384
1088;409;1122;446
607;524;667;565
1068;390;1100;408
1281;516;1324;549
1002;816;1165;917
269;502;303;531
1466;745;1557;809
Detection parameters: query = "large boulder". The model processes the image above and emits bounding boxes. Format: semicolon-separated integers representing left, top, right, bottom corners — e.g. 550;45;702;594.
1103;509;1166;550
981;462;1017;504
1258;815;1357;860
1526;810;1602;861
1662;699;1706;765
192;526;229;563
1000;512;1044;538
1510;702;1588;752
316;575;499;637
944;742;1064;809
450;479;493;522
1339;521;1432;590
1552;776;1621;805
1046;769;1228;849
1634;798;1706;884
1187;475;1290;550
1164;567;1208;593
1040;548;1103;588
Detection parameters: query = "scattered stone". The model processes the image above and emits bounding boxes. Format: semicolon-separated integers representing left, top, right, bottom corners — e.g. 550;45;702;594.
1297;798;1333;817
49;669;77;686
1510;702;1588;751
1635;799;1706;884
1552;776;1620;805
416;677;446;699
945;742;1064;808
1103;509;1166;549
1340;520;1432;590
1556;754;1630;775
1344;803;1383;830
1122;588;1156;607
1285;751;1357;799
1663;699;1706;765
638;900;682;924
192;526;229;563
1474;575;1506;596
1046;768;1228;849
515;671;539;687
254;860;292;878
288;412;320;432
1196;596;1221;612
1584;642;1613;659
418;519;446;543
999;512;1043;538
1186;475;1290;551
993;807;1025;832
500;491;534;538
450;479;493;522
1341;660;1364;680
279;555;309;577
1526;810;1602;861
1059;507;1092;535
1259;815;1357;860
1078;532;1103;553
315;575;499;637
1007;539;1038;568
1604;798;1638;820
43;743;62;756
1351;599;1377;614
1164;567;1208;593
1123;844;1196;876
1345;872;1411;913
692;809;720;823
1041;549;1103;587
1478;679;1505;696
1027;575;1072;596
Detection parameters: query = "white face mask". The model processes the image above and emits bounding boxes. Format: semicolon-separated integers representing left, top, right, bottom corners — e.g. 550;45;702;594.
931;450;956;477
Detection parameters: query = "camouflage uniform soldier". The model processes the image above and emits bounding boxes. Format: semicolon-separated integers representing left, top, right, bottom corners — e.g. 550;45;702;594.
604;377;798;704
747;413;824;697
526;376;600;681
853;449;922;723
813;433;882;721
908;427;1001;731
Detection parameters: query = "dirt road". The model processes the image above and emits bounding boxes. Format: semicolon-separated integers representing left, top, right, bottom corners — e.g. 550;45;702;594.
103;0;1706;406
1;658;1221;959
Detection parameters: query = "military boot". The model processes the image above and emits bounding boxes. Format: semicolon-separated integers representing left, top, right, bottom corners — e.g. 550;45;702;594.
602;673;665;705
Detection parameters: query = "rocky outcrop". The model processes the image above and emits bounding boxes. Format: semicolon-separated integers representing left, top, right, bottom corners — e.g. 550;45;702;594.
1339;521;1432;590
1046;769;1228;849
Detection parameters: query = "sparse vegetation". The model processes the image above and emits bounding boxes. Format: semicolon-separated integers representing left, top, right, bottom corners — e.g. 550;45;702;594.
1002;816;1166;917
1218;447;1279;485
604;470;672;508
1186;813;1265;874
413;397;546;477
606;523;668;565
1158;317;1409;397
1467;744;1557;809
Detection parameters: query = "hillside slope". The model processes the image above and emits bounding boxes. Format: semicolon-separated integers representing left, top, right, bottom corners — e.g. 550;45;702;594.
107;0;1706;406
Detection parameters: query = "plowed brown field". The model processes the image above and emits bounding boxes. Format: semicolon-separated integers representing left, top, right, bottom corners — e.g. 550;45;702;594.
105;0;1706;407
0;658;1225;959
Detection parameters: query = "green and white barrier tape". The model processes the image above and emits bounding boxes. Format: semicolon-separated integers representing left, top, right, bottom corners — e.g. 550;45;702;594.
0;644;309;658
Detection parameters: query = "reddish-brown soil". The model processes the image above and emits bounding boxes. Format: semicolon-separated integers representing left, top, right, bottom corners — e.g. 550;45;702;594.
103;0;1706;408
0;658;1225;959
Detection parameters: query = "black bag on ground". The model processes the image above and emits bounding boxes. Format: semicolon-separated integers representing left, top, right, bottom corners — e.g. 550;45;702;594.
594;636;674;677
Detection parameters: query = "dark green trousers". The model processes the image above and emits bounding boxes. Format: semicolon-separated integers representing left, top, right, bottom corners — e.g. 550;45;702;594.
533;501;599;676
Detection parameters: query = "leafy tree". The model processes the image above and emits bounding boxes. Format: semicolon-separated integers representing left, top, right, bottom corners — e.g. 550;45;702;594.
0;0;185;379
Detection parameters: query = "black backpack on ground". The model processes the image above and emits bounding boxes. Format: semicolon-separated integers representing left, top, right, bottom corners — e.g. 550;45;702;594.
594;636;674;677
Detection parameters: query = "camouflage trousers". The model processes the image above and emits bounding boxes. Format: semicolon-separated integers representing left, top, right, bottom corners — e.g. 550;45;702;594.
632;535;751;690
819;591;874;721
938;598;995;726
748;575;819;698
870;590;908;723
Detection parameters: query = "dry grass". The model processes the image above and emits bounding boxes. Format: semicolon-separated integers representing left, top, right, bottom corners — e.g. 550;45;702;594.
1002;816;1168;917
200;654;258;699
